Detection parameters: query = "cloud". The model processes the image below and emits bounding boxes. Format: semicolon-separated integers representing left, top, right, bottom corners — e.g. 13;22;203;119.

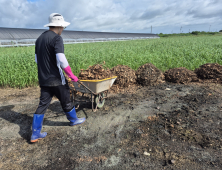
187;0;222;19
0;0;221;33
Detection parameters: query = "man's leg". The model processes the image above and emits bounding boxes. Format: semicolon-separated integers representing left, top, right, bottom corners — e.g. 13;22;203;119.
54;84;85;126
31;86;53;143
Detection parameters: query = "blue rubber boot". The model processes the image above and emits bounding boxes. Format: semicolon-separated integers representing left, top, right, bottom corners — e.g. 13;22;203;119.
65;107;86;126
30;114;47;143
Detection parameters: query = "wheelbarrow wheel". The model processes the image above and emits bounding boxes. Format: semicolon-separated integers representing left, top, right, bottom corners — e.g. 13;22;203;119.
94;93;105;108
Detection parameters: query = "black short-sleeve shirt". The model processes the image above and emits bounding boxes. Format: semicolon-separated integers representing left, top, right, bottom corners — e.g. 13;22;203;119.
35;30;66;86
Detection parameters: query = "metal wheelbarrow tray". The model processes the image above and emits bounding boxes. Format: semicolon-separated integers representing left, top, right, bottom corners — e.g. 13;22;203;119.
69;76;117;112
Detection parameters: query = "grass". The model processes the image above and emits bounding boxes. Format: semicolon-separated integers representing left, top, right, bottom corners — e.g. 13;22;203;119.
1;35;222;88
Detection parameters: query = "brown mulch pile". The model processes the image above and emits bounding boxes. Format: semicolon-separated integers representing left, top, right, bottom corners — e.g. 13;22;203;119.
65;63;222;94
164;67;199;84
195;63;222;83
78;64;114;80
135;63;165;86
110;65;136;88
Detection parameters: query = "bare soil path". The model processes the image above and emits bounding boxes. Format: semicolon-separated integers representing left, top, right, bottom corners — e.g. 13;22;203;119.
0;83;222;170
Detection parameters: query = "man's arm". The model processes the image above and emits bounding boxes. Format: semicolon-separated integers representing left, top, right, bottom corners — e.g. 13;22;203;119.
56;53;78;82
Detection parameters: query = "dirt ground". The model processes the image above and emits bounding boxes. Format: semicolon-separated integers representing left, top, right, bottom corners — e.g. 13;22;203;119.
0;82;222;170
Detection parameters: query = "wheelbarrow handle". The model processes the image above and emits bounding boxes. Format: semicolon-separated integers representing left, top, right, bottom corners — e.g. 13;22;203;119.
77;80;85;86
77;80;82;84
77;80;95;94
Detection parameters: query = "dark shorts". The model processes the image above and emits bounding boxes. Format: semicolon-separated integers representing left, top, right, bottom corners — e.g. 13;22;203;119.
35;83;73;114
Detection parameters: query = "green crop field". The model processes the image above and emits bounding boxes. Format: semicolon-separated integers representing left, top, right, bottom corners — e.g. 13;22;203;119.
1;35;222;88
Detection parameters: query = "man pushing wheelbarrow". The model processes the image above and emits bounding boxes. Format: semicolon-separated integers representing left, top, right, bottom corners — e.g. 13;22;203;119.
31;13;85;143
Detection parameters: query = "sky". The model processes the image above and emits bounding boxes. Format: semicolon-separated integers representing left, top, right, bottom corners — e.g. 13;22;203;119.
0;0;222;34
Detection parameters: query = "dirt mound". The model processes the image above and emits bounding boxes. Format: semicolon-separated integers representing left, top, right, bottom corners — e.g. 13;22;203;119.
110;65;136;88
195;63;222;83
164;67;199;84
135;63;165;86
78;64;114;80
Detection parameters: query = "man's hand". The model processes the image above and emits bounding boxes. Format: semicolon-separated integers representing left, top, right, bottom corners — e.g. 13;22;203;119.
63;66;79;82
71;75;78;82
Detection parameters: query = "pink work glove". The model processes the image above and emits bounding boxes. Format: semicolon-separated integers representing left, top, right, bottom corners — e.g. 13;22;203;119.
63;66;79;82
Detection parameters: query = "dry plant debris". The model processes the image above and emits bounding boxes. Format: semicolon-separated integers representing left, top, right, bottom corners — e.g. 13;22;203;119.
78;64;114;80
164;67;199;84
110;65;137;88
65;63;222;93
136;63;165;86
195;63;222;83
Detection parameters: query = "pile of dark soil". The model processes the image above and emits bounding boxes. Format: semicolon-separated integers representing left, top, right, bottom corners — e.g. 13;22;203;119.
78;64;114;80
195;63;222;83
110;65;137;87
164;67;199;84
135;63;165;86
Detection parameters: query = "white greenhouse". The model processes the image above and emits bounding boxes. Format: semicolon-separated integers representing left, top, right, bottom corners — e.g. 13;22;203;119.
0;27;159;47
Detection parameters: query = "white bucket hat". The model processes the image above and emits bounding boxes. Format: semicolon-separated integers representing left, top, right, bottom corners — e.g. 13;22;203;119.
44;13;70;28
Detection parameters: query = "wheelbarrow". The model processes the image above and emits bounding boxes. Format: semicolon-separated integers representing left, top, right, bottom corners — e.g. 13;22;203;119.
69;76;117;112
